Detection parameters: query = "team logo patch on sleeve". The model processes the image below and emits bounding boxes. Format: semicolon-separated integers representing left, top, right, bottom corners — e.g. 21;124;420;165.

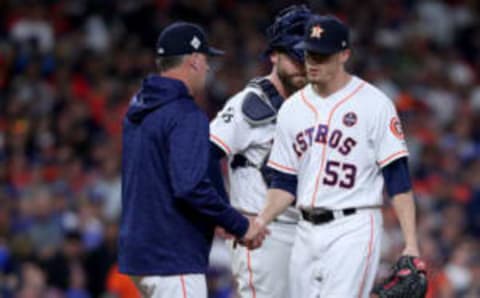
343;112;357;127
389;116;404;139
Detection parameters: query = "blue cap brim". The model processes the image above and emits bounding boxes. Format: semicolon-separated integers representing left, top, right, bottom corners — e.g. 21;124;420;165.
262;42;305;63
207;47;224;56
288;41;305;62
294;41;338;55
282;48;304;62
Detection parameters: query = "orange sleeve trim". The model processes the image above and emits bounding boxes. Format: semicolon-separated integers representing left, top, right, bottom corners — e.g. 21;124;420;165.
180;275;187;298
267;160;297;175
210;134;232;155
247;249;257;298
378;150;409;167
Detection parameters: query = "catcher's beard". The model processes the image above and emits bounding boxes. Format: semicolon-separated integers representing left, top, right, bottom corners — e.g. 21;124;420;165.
277;67;306;96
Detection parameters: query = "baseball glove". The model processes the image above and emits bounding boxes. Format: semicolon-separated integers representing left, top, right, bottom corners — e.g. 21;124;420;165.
373;255;428;298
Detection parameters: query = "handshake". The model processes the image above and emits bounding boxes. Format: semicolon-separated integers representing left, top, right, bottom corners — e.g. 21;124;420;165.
217;216;270;250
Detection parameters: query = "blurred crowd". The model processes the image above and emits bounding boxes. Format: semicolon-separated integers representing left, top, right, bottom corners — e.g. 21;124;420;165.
0;0;479;297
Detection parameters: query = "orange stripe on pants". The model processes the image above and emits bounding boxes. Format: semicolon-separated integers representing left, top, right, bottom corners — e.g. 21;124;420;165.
180;275;187;298
357;214;374;298
247;249;257;298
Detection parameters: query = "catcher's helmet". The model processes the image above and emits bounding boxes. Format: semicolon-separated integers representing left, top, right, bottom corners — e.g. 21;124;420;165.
265;5;312;62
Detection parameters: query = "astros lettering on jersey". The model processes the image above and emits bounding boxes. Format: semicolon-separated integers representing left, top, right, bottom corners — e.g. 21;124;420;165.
267;76;408;209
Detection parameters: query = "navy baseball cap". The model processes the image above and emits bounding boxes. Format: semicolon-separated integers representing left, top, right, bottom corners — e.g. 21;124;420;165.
296;15;350;55
156;21;224;57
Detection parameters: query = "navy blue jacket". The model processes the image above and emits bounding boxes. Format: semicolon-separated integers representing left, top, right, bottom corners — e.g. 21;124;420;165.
119;75;249;275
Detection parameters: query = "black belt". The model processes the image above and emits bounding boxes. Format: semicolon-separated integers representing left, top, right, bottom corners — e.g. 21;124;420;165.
301;208;356;225
230;154;257;169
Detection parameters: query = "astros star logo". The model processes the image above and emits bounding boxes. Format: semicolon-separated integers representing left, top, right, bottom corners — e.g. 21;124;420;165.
310;25;324;38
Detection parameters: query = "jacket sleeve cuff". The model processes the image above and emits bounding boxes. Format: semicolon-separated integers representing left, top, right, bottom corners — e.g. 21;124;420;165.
224;208;249;238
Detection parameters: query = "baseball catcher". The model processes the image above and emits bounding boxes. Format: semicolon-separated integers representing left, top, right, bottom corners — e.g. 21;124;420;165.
373;255;428;298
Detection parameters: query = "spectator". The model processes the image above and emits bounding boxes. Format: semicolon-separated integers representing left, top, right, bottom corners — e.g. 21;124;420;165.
0;1;478;296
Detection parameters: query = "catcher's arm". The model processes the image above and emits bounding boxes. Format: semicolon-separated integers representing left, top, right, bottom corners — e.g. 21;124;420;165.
392;191;419;256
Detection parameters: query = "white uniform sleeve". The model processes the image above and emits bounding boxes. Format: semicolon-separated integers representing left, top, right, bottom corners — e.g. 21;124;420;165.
373;99;409;168
267;107;298;175
210;99;250;156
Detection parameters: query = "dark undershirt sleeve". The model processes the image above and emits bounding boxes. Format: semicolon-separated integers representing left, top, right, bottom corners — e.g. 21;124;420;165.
382;157;412;197
268;167;298;198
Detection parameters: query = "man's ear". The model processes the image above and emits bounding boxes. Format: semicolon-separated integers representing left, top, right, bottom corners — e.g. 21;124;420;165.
184;54;198;71
339;49;351;64
192;53;204;69
187;53;198;70
270;52;279;64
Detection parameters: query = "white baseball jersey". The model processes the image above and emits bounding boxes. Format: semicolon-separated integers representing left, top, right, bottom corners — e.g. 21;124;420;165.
210;81;297;298
210;84;299;222
267;75;408;209
290;209;383;298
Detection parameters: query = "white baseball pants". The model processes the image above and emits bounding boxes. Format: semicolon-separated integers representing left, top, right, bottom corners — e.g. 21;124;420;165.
131;274;206;298
289;208;382;298
229;221;296;298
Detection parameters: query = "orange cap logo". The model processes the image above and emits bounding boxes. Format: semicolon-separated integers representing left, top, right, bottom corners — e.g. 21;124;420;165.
310;25;324;38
